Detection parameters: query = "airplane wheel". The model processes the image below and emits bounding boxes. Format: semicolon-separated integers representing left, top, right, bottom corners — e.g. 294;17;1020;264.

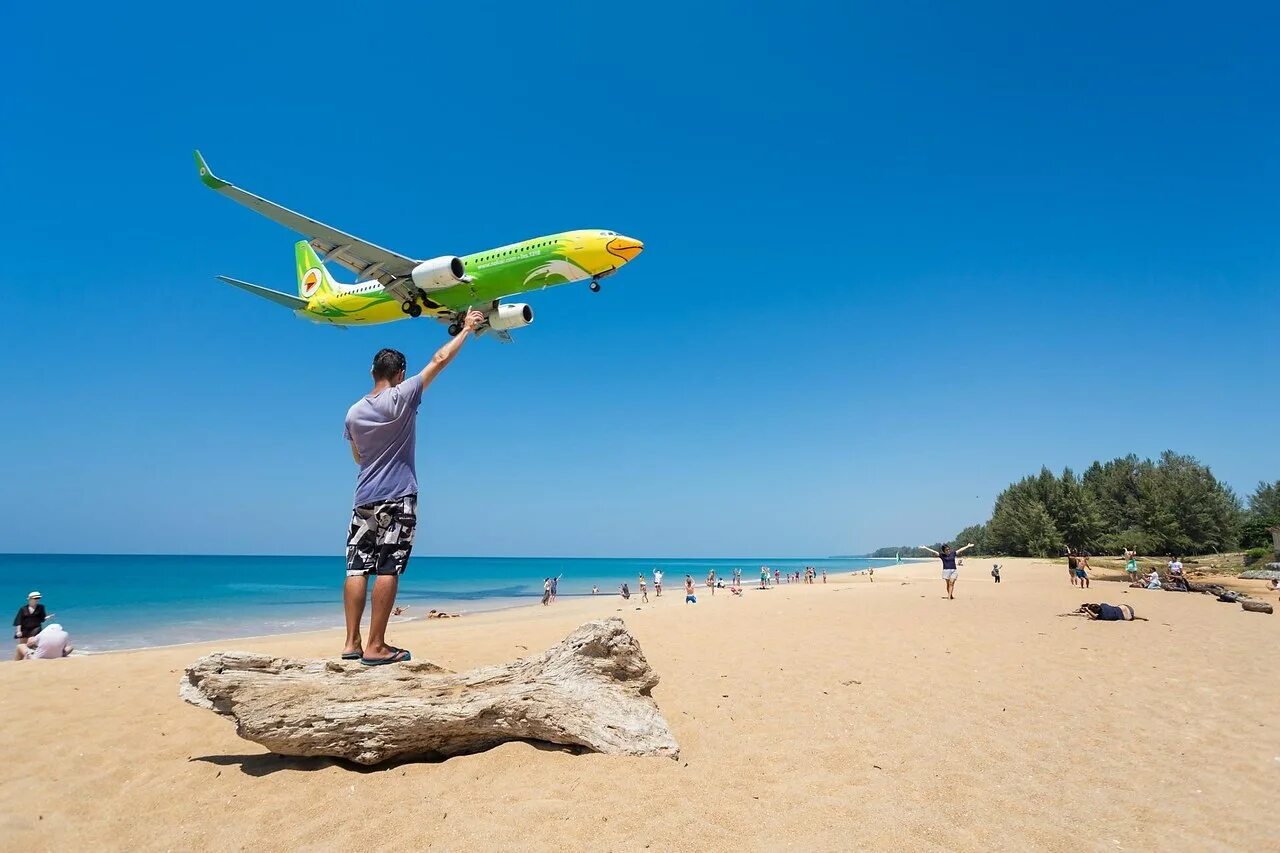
589;281;601;293
407;303;422;318
447;322;462;337
401;300;415;314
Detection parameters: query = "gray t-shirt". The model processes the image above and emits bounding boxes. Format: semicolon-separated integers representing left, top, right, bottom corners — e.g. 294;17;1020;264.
343;375;423;507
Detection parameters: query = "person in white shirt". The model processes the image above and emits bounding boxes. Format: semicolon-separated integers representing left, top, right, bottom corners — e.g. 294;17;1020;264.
1145;570;1162;590
23;623;72;659
653;569;663;597
1168;557;1184;577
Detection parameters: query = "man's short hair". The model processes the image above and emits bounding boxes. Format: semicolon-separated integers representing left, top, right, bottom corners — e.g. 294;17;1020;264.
372;348;407;381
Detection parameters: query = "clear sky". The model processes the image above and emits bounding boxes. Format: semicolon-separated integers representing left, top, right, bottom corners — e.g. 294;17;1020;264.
1;2;1276;556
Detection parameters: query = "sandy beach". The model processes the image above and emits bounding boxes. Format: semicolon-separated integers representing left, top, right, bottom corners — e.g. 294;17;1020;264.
2;557;1276;851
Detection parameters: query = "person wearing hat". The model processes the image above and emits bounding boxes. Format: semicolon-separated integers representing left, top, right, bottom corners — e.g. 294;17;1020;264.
13;592;53;660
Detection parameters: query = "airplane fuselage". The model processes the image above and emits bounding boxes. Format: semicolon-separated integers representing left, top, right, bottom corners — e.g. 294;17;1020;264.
303;229;642;325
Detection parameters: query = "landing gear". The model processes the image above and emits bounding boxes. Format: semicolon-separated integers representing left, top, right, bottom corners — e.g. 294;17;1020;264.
447;322;462;336
401;300;422;318
589;279;601;293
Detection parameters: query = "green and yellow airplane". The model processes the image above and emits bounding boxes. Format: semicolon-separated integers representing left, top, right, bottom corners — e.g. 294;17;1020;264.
196;151;644;341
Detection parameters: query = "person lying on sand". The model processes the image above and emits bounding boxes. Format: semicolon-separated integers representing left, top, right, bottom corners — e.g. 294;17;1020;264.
1061;603;1147;622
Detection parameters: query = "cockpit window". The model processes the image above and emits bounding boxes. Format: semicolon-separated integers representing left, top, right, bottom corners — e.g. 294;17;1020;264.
601;230;616;236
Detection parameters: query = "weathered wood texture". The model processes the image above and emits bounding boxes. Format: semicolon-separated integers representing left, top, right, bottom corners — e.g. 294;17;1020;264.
180;618;679;764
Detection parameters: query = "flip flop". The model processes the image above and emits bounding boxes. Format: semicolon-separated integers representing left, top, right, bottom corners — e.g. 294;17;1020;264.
360;648;412;666
340;651;362;660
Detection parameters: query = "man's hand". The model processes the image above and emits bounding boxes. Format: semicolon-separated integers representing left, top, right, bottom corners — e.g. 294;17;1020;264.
420;309;486;390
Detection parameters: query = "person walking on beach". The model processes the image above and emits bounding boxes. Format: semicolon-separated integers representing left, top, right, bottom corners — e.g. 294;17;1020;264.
868;566;875;582
13;592;52;661
542;578;552;606
639;574;649;603
550;574;561;603
920;543;975;600
1066;550;1080;586
653;568;663;597
684;575;696;604
342;309;484;666
991;563;1001;583
706;569;716;596
1124;548;1139;582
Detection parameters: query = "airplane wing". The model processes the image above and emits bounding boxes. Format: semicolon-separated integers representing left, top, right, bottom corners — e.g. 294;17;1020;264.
195;151;417;294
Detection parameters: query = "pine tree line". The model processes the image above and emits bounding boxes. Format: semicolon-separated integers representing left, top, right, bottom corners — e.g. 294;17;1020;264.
946;452;1278;557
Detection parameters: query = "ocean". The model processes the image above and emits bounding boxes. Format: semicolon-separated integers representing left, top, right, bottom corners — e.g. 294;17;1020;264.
0;554;893;652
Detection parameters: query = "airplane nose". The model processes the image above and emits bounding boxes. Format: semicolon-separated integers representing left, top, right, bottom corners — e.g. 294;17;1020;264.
607;235;644;262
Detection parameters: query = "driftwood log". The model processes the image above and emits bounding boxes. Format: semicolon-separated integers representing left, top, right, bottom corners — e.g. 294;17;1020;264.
180;618;679;764
1241;600;1273;614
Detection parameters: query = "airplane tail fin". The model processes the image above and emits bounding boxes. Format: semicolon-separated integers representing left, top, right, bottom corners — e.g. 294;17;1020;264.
295;241;337;299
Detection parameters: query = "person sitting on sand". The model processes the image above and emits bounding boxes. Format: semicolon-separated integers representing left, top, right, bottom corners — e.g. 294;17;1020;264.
920;543;976;600
22;622;73;658
1168;557;1183;580
342;310;485;666
684;575;696;604
1145;569;1162;590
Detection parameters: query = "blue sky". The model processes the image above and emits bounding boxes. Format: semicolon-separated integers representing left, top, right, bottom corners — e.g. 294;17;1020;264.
1;2;1276;556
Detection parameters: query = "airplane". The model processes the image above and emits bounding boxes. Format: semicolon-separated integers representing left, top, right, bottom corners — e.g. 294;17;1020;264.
195;151;644;341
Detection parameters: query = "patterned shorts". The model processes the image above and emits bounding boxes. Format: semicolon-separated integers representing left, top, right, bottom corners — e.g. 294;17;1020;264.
345;494;417;577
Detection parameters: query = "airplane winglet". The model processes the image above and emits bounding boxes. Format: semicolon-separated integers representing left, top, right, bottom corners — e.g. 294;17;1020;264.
194;150;230;190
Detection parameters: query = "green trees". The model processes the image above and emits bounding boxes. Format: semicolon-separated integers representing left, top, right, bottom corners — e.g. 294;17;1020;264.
1241;480;1280;549
956;451;1247;557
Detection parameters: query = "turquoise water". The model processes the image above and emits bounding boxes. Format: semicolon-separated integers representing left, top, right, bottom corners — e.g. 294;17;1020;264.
0;554;889;651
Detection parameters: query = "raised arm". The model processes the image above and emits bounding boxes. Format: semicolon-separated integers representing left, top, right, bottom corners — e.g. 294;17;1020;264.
955;543;977;555
419;309;485;391
918;545;940;556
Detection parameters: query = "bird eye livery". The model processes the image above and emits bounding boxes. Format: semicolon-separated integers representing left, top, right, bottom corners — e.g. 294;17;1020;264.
196;151;643;342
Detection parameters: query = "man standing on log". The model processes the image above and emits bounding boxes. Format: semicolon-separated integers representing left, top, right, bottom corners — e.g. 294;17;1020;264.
342;309;484;665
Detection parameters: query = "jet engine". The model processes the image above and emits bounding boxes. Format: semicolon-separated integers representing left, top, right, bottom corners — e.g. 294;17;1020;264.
488;303;534;331
410;256;467;291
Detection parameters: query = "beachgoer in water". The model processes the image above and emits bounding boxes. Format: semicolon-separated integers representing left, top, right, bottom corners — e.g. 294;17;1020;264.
684;575;696;603
13;591;51;661
639;574;649;603
991;563;1001;583
541;578;551;606
342;311;484;666
653;568;663;597
920;543;975;600
22;623;73;659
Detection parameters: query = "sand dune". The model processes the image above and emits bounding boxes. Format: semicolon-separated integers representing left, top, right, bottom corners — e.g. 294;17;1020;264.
1;557;1276;851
